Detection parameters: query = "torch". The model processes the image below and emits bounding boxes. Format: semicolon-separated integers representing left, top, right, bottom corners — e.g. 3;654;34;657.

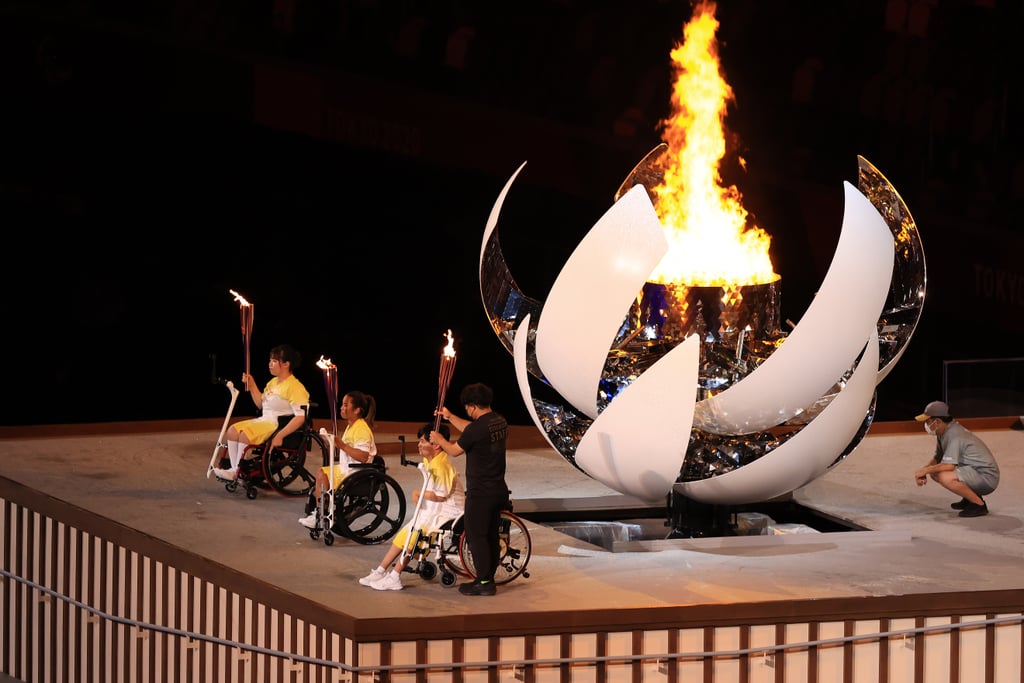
400;331;455;561
229;289;254;383
435;329;457;431
316;356;339;440
316;356;341;525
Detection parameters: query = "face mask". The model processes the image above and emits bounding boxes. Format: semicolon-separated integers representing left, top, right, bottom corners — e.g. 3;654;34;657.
924;421;935;435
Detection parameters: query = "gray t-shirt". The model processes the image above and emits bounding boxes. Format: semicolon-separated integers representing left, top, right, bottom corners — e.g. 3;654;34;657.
934;421;1000;495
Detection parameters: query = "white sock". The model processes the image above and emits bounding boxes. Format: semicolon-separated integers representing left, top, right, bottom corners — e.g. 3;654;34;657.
227;441;241;470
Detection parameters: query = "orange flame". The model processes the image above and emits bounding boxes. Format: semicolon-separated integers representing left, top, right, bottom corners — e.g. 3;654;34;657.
229;289;254;377
436;330;457;430
649;1;776;287
442;329;456;358
229;289;252;307
316;356;336;371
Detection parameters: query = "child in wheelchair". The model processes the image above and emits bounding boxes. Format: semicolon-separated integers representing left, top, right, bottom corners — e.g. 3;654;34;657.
212;344;310;482
358;423;465;591
298;390;378;529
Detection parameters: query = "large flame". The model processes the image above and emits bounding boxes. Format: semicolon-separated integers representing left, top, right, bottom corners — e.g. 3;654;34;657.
649;1;776;287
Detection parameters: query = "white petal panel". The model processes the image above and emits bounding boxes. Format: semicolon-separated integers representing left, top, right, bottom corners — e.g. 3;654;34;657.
693;182;895;435
535;186;668;419
677;330;880;504
512;313;563;453
574;334;701;502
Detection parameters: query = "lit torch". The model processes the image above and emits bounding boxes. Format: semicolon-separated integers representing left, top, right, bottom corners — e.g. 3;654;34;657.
316;356;339;438
435;330;457;431
229;289;254;381
316;355;340;496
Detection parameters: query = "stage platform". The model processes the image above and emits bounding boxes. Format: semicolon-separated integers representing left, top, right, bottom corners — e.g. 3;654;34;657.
3;417;1024;681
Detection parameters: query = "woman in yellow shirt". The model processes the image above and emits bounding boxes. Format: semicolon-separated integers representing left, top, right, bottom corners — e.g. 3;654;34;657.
298;390;377;528
212;344;309;482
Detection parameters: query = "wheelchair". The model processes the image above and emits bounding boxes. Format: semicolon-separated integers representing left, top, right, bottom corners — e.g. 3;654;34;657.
215;409;326;500
395;436;532;587
305;455;407;547
401;509;532;587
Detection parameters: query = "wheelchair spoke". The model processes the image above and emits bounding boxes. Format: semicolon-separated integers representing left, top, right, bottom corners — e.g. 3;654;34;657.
439;517;471;578
458;511;532;585
263;431;324;497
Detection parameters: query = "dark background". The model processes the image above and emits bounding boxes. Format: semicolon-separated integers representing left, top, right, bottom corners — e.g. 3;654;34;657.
2;0;1022;428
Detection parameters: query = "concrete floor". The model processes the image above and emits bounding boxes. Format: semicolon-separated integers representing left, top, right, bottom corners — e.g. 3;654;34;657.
2;419;1024;622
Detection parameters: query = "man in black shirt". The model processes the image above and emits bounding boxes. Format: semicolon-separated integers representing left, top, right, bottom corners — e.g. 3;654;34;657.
432;383;509;596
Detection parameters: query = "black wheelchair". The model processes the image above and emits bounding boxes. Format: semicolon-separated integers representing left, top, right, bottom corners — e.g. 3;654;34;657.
395;509;532;585
400;508;533;587
215;408;325;500
305;454;407;547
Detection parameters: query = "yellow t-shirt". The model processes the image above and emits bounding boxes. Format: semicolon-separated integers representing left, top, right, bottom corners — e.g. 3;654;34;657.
320;418;376;488
391;451;465;550
233;375;310;444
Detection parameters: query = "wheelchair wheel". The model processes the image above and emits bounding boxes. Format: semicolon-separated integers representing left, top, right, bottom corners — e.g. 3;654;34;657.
262;430;325;497
418;561;437;581
237;453;270;493
439;517;472;578
459;511;532;585
331;469;407;545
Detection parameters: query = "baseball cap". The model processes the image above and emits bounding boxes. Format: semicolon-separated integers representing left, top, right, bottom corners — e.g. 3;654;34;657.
915;401;951;421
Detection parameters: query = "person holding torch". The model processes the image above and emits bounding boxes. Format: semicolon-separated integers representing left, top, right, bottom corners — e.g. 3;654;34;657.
358;422;465;591
298;390;378;529
212;344;310;482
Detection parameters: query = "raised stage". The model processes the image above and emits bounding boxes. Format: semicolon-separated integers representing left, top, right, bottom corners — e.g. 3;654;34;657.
3;418;1024;682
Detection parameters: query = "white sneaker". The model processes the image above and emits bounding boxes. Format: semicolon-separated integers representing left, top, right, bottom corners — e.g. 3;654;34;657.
369;572;403;591
212;467;236;481
298;512;317;529
358;567;386;587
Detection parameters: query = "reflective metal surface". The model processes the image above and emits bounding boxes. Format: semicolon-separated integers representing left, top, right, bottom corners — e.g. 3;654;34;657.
857;156;927;382
478;151;924;504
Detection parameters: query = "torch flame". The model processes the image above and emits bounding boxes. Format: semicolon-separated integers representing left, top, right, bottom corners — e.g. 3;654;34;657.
316;355;339;437
442;329;456;359
229;289;254;378
435;330;457;430
229;289;252;307
649;1;776;287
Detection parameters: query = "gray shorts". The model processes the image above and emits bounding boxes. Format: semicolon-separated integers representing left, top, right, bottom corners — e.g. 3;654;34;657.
956;466;998;496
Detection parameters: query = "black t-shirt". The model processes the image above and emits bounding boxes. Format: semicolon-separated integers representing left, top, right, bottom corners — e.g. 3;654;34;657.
457;411;509;494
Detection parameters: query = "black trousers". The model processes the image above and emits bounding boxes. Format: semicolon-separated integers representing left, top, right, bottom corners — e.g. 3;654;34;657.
463;491;508;582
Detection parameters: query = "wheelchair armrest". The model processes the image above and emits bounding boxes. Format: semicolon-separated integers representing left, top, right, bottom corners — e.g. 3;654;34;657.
349;455;386;471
